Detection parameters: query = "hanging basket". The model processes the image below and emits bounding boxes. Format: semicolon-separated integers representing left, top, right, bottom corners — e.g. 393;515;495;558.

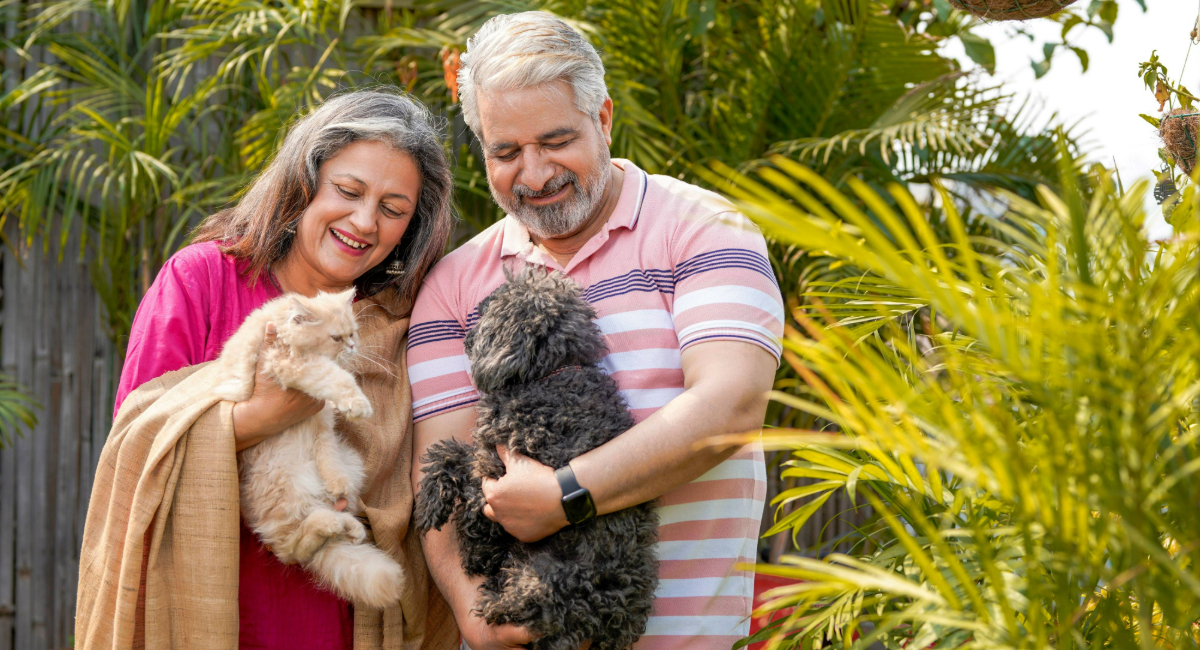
948;0;1078;21
1160;107;1200;176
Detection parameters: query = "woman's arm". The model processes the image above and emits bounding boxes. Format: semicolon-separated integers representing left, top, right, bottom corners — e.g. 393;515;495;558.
115;253;213;416
116;248;322;448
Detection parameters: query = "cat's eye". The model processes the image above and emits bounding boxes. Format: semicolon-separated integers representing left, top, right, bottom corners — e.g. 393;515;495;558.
331;335;343;342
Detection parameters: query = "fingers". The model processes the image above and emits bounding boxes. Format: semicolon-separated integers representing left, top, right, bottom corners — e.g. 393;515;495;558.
494;624;536;646
495;443;511;466
481;477;498;522
263;321;277;345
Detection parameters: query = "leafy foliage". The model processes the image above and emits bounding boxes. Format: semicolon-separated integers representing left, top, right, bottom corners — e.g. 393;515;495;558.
716;153;1200;648
0;0;1088;349
0;373;39;449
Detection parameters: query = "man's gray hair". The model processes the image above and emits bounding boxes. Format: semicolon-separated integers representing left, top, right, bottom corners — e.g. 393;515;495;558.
459;11;608;138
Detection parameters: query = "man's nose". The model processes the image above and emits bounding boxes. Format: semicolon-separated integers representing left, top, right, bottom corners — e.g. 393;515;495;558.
517;148;558;191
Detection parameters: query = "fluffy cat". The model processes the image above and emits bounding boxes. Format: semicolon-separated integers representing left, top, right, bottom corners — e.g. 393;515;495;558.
213;288;404;609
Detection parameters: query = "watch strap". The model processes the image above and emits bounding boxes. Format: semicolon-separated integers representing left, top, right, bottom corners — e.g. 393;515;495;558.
554;463;596;525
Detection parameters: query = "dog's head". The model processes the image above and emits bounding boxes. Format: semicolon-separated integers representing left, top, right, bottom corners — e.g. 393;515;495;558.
464;266;606;393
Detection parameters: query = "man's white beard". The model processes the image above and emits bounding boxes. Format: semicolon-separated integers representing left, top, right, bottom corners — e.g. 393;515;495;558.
492;146;611;239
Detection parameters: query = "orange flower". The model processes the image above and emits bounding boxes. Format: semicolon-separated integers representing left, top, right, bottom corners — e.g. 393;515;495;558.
396;56;418;91
441;47;462;103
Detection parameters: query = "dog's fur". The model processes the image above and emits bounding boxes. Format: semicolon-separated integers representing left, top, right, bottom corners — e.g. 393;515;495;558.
214;289;404;609
415;268;659;650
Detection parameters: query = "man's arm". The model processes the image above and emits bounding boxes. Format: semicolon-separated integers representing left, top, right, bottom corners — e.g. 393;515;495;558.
412;407;536;650
480;340;776;542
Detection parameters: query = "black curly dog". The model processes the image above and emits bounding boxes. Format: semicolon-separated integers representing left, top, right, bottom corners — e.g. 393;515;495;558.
415;267;659;650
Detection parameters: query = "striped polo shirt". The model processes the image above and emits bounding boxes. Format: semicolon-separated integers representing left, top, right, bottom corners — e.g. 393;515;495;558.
408;159;783;649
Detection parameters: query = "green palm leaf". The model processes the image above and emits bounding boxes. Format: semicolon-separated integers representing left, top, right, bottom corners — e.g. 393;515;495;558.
712;152;1200;648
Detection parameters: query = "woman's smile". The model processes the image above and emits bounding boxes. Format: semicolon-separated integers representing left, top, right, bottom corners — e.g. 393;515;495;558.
329;227;372;256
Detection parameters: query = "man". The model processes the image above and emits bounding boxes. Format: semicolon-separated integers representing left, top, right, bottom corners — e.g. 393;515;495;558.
408;11;783;650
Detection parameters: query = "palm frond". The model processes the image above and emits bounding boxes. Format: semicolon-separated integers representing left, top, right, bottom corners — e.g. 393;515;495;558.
711;153;1200;648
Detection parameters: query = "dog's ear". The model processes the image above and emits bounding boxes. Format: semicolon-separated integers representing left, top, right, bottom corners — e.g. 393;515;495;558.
466;318;540;393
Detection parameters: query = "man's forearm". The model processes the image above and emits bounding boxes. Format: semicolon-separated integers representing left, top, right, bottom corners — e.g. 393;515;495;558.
419;525;474;616
572;342;775;515
478;341;776;545
571;373;766;515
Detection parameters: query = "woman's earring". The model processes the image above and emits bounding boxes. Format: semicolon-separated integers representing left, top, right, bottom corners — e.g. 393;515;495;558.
386;259;405;276
284;221;297;235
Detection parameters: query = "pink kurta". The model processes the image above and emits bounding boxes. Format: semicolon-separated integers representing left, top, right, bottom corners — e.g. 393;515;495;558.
115;240;354;650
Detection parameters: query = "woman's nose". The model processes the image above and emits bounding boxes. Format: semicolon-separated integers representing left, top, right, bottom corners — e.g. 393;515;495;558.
347;204;378;234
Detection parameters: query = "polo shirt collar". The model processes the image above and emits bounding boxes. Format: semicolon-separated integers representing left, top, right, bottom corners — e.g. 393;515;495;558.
500;158;647;260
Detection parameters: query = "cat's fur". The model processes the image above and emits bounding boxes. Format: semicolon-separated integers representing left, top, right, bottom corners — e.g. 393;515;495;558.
213;288;404;609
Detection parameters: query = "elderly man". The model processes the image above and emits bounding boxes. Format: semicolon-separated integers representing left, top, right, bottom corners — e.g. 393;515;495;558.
408;11;783;650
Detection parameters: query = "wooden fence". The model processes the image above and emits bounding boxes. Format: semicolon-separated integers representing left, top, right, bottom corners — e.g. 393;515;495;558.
0;228;115;650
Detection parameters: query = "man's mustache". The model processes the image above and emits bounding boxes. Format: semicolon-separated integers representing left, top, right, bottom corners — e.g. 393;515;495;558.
512;172;578;200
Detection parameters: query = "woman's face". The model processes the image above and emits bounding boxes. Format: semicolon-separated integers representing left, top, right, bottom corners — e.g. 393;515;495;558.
286;140;421;291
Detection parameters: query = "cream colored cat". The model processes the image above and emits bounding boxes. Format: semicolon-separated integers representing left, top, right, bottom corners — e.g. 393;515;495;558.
213;288;404;608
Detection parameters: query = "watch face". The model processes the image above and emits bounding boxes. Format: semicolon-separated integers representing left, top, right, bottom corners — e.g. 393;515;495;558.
563;489;597;524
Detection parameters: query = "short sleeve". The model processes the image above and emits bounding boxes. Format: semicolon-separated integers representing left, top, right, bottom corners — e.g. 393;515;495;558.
670;210;784;361
407;276;477;423
113;252;211;416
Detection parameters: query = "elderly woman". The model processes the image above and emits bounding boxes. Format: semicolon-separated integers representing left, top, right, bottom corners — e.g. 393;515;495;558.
75;90;459;650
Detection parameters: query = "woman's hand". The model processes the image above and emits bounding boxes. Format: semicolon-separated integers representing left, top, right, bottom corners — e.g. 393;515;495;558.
232;322;325;451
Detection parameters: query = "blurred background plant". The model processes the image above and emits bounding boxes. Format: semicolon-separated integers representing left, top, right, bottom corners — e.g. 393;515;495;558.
0;0;1107;351
1;0;1185;648
0;372;38;449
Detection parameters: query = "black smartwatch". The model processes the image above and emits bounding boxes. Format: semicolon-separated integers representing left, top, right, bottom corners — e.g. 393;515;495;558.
555;463;597;525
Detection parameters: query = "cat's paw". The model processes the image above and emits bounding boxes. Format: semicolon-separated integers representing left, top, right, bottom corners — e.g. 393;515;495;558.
341;513;367;544
324;476;350;500
336;394;373;420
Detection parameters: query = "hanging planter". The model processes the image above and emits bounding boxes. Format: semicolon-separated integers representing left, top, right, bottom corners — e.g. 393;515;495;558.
1160;107;1200;175
948;0;1078;21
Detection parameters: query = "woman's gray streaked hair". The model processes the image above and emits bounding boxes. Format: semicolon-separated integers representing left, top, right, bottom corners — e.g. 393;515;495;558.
458;11;608;139
193;88;455;308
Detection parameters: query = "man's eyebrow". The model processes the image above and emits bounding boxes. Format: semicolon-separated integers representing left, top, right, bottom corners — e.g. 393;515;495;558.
486;127;580;155
537;127;578;141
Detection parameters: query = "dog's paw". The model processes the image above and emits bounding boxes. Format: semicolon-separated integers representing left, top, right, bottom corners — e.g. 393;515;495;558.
336;394;373;420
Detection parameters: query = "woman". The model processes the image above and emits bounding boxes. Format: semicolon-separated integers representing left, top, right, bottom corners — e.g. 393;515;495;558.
77;90;459;650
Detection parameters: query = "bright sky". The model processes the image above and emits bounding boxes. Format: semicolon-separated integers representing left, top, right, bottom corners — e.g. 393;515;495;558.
943;0;1199;239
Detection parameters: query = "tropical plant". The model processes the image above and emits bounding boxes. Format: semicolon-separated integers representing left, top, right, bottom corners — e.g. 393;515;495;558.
0;0;1102;348
0;373;39;449
0;1;235;344
713;151;1200;648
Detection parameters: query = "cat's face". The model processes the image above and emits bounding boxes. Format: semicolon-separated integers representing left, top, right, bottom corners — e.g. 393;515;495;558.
276;288;359;360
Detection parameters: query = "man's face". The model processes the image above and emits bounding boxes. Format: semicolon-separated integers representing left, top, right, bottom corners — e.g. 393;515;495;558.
476;80;614;238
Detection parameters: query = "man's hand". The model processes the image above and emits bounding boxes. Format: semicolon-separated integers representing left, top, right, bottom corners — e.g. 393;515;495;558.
459;608;536;650
481;445;569;543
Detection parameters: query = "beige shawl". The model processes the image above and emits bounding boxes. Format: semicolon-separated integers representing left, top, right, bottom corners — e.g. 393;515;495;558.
75;288;458;650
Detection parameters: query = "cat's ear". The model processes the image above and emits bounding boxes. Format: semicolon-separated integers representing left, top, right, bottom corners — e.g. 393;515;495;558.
289;296;317;325
338;287;356;304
